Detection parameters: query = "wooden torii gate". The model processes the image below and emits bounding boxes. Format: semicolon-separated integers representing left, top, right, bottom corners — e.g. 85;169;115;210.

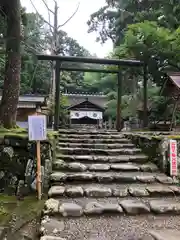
36;55;147;131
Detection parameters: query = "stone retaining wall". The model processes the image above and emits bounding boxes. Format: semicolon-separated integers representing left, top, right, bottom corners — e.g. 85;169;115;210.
125;132;180;176
0;132;57;196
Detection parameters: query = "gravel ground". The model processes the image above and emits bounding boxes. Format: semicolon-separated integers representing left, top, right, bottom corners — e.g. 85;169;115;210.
50;215;180;240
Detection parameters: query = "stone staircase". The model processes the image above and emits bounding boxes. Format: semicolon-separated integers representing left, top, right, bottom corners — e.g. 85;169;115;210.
40;129;180;240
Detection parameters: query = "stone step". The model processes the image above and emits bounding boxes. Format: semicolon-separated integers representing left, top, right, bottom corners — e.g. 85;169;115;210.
53;161;158;172
48;183;180;198
56;147;141;156
58;142;135;149
44;197;180;216
149;230;180;240
50;171;176;184
56;154;148;163
59;134;126;139
58;138;131;144
40;236;65;240
58;129;121;135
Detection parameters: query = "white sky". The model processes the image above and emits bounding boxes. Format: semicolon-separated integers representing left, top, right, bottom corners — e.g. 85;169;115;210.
21;0;113;57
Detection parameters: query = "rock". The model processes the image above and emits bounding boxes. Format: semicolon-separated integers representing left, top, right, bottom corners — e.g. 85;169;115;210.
68;162;87;172
94;156;109;162
40;216;65;235
88;164;110;171
115;174;136;183
84;202;104;215
103;203;123;213
169;186;180;194
66;186;84;197
53;160;67;170
136;175;155;183
48;186;65;197
50;173;67;182
59;203;83;217
68;173;93;181
44;199;59;214
75;155;94;161
120;199;150;214
84;186;112;197
129;155;148;161
140;163;158;172
146;185;173;196
149;230;180;240
149;200;180;214
113;188;129;197
109;156;130;163
128;187;149;197
111;164;139;171
156;176;174;184
96;173;114;182
40;236;66;240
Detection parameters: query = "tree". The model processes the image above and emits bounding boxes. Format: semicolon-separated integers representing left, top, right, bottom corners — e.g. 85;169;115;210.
87;0;180;45
0;0;21;128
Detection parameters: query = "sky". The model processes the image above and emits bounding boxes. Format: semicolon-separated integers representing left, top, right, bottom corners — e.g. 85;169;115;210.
20;0;113;57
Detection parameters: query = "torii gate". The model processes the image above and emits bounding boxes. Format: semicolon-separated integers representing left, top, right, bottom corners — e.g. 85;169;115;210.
36;54;148;131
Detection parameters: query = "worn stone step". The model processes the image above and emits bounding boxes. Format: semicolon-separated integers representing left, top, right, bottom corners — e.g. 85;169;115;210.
40;236;65;240
48;183;180;198
53;160;158;172
149;230;180;240
44;196;180;216
58;142;135;149
50;171;175;184
59;134;126;139
58;129;121;135
58;138;131;144
56;147;141;155
56;154;148;163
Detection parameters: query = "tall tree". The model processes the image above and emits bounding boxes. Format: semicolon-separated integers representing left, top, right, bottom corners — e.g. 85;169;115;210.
87;0;180;45
0;0;21;128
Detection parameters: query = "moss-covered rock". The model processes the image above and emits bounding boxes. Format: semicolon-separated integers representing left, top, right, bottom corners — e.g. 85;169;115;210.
0;129;58;195
125;132;180;176
0;194;45;239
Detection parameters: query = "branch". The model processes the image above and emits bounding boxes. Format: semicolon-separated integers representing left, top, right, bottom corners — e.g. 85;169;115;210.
29;0;54;32
58;2;80;28
40;0;54;35
41;0;55;14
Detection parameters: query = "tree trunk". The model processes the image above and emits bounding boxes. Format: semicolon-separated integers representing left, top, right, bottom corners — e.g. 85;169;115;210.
0;0;21;128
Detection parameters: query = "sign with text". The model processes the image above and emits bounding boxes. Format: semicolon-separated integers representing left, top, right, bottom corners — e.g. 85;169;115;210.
169;139;178;176
28;115;47;141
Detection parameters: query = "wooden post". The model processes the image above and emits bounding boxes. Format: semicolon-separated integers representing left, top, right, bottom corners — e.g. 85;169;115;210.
54;61;61;131
116;67;122;132
143;63;148;128
35;110;42;200
36;140;41;200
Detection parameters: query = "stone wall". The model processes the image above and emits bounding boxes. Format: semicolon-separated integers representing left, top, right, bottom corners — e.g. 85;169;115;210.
0;131;57;196
125;132;180;176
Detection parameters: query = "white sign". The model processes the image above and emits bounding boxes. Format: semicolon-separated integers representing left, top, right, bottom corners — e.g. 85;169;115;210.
70;110;103;120
28;115;47;141
169;139;178;176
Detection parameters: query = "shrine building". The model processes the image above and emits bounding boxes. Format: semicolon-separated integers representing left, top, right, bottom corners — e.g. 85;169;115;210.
64;93;107;126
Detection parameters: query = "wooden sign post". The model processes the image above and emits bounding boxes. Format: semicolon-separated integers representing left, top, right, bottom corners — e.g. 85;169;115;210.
28;115;47;200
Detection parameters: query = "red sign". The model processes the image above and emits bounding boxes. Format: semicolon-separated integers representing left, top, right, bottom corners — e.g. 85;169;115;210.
169;140;178;176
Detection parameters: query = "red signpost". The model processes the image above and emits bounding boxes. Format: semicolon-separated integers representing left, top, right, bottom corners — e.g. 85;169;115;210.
169;140;178;176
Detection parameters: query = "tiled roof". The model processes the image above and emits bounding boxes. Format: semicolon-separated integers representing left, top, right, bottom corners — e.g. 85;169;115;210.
62;93;107;109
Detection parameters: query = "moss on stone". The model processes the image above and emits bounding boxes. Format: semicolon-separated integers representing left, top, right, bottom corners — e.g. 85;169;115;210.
0;128;58;140
0;194;45;225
